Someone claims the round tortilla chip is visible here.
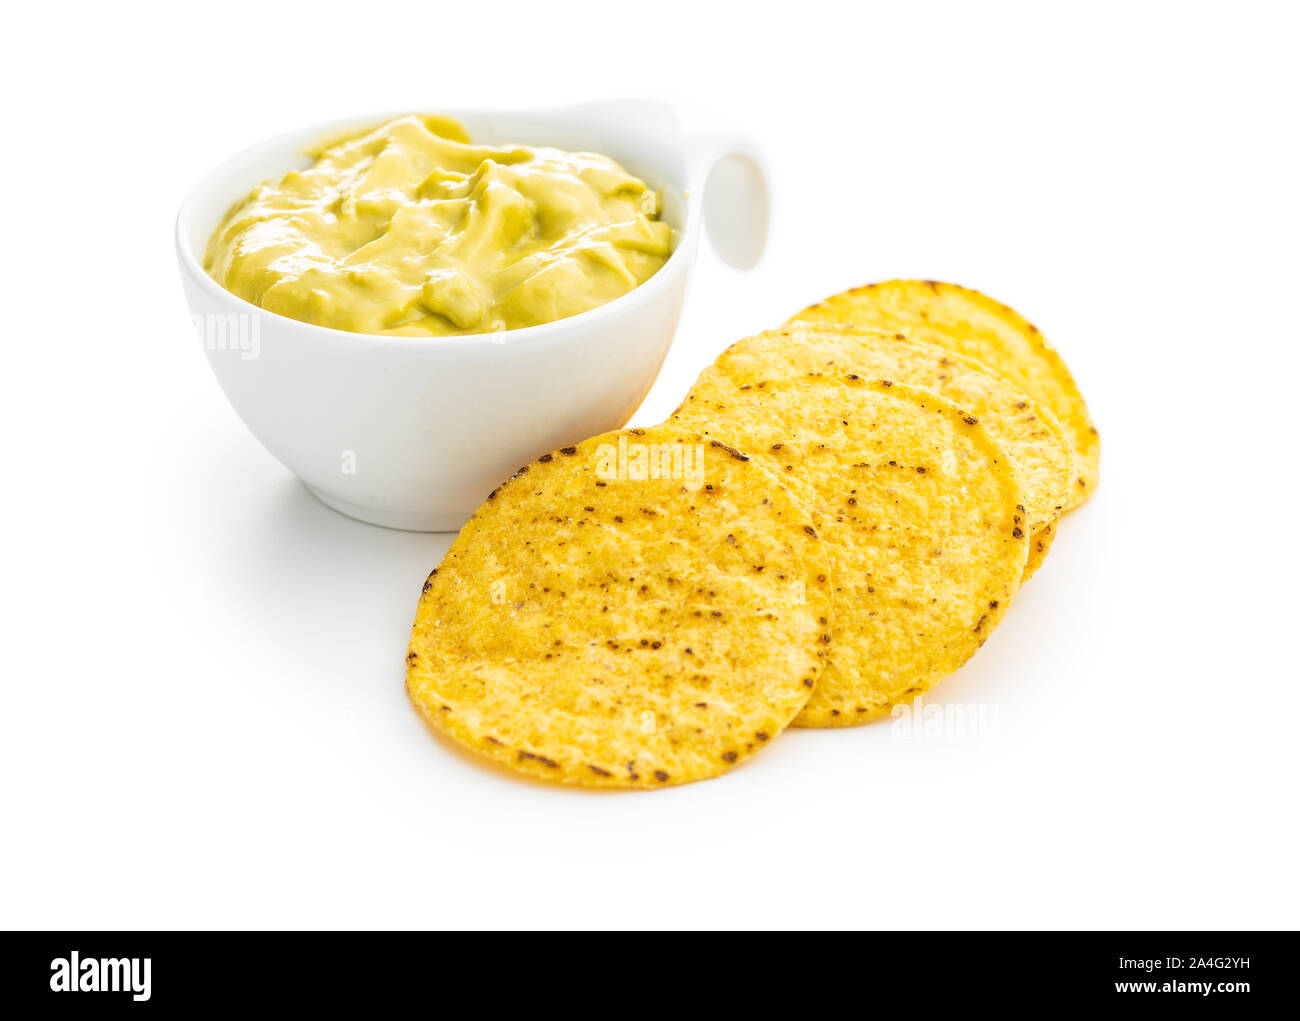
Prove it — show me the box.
[701,323,1073,580]
[407,424,833,787]
[673,376,1029,726]
[790,280,1099,509]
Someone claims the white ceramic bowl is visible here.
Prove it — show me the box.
[176,100,769,531]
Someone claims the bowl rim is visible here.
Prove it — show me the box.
[175,106,702,352]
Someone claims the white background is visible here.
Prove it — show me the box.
[3,0,1297,930]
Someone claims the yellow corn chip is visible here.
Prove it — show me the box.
[407,424,833,786]
[701,323,1074,579]
[674,376,1029,725]
[792,280,1099,509]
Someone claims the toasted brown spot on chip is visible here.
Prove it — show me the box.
[709,439,750,461]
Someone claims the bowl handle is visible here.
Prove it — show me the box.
[687,132,771,270]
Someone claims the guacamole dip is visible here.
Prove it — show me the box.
[204,115,674,336]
